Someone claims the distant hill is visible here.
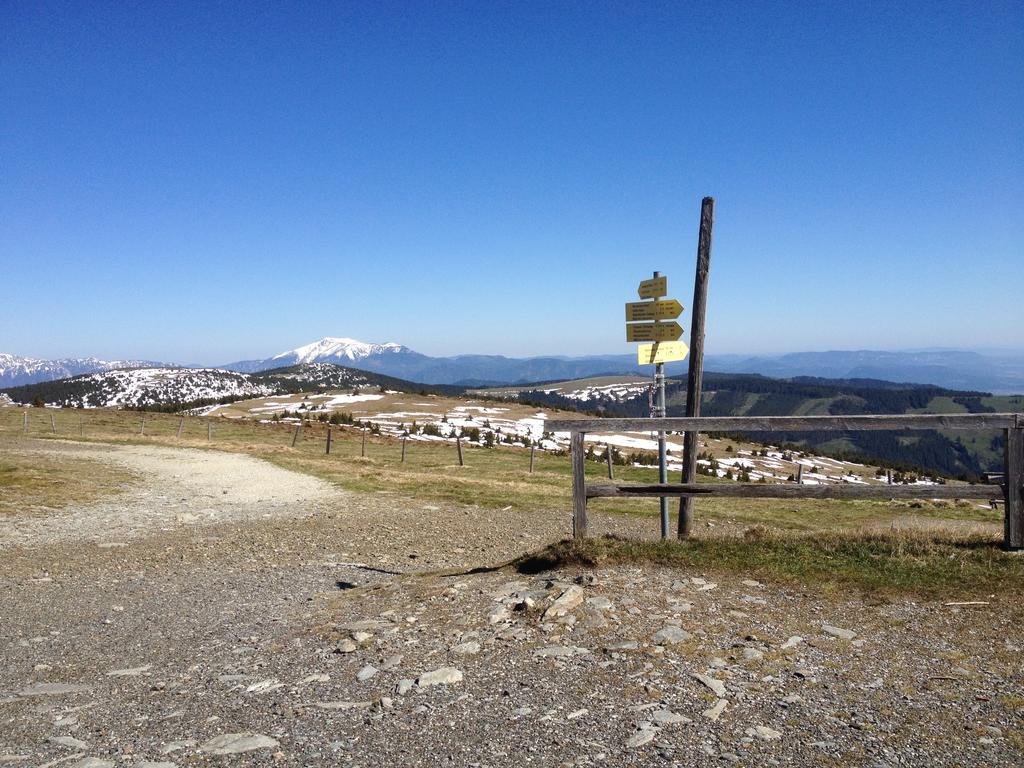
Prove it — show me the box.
[484,373,1024,479]
[7,337,1024,392]
[0,363,461,411]
[0,353,165,388]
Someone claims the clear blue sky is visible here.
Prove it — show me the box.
[2,1,1021,363]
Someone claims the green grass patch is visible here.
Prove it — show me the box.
[516,530,1024,596]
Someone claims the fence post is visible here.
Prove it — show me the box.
[401,436,407,463]
[796,463,803,484]
[326,427,332,455]
[140,417,145,436]
[79,416,84,437]
[361,427,367,457]
[529,445,536,474]
[50,413,56,434]
[292,424,301,447]
[23,411,28,433]
[606,443,614,479]
[207,422,212,441]
[572,430,588,539]
[456,436,464,466]
[176,417,184,439]
[886,469,892,485]
[1005,426,1024,550]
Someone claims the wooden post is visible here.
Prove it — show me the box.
[50,413,56,434]
[292,424,301,447]
[796,463,803,484]
[456,436,464,466]
[678,196,714,538]
[1005,426,1024,550]
[176,417,184,438]
[606,443,614,480]
[401,436,407,463]
[140,417,145,436]
[361,427,367,457]
[326,427,332,455]
[571,430,588,539]
[79,416,84,437]
[207,422,212,441]
[529,444,536,473]
[23,411,28,433]
[886,469,892,485]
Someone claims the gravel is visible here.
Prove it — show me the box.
[1,440,1022,766]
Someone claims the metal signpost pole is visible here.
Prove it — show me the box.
[652,272,669,539]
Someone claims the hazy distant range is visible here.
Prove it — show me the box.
[3,340,1023,394]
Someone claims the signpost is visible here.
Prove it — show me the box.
[625,272,689,539]
[626,321,684,342]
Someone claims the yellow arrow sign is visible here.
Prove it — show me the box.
[626,321,683,342]
[638,341,689,365]
[625,298,683,322]
[637,275,667,299]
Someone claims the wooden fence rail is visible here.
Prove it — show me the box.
[545,413,1024,550]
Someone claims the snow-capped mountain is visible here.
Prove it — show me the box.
[0,353,161,388]
[271,337,409,365]
[225,337,416,373]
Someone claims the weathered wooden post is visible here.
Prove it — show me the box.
[140,416,145,436]
[796,463,803,484]
[456,436,464,466]
[529,444,536,473]
[678,196,714,539]
[326,427,332,455]
[1005,424,1024,550]
[401,436,407,463]
[79,416,84,437]
[23,411,28,433]
[886,469,892,485]
[606,443,614,480]
[361,427,367,457]
[572,430,588,539]
[207,422,212,441]
[176,417,184,439]
[292,424,301,447]
[50,413,56,434]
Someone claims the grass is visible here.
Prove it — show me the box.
[0,444,137,516]
[1,406,1013,595]
[515,530,1024,596]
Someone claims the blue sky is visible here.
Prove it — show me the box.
[2,1,1021,363]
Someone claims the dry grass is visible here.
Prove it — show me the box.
[0,442,137,517]
[515,529,1024,597]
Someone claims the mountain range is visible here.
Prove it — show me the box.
[2,337,1022,393]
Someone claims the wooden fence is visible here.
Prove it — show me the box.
[545,413,1024,550]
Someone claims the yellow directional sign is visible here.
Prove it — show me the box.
[626,321,683,342]
[638,341,689,365]
[637,275,667,299]
[625,299,683,322]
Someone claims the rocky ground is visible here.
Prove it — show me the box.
[1,440,1022,767]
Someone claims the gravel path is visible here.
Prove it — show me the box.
[0,442,342,549]
[1,441,1022,767]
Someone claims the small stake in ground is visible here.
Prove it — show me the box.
[140,417,145,436]
[457,436,464,466]
[401,436,407,463]
[207,422,212,441]
[606,443,614,480]
[50,413,56,434]
[326,427,332,455]
[292,424,301,447]
[176,417,184,439]
[23,411,27,433]
[796,463,803,484]
[529,444,535,474]
[361,427,367,457]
